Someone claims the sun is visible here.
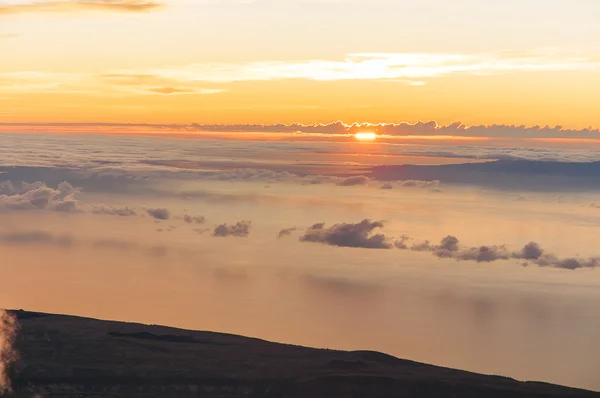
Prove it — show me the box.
[354,132,377,141]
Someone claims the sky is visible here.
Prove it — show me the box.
[1,0,600,127]
[2,0,600,393]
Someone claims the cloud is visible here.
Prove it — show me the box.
[513,242,544,260]
[394,235,410,250]
[0,0,163,15]
[277,226,297,239]
[380,183,393,190]
[407,236,511,263]
[0,180,82,212]
[102,73,225,96]
[183,214,206,224]
[106,51,600,85]
[0,310,17,393]
[0,231,75,247]
[300,219,391,249]
[399,235,600,270]
[213,220,251,237]
[146,207,170,220]
[398,180,440,189]
[18,120,599,142]
[335,175,370,186]
[92,204,137,216]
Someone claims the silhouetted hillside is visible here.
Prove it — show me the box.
[6,310,600,398]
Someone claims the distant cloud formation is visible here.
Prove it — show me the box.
[0,231,75,247]
[277,227,297,239]
[213,221,251,237]
[0,0,163,15]
[380,183,393,190]
[300,220,391,249]
[175,121,600,140]
[146,207,170,220]
[335,175,370,186]
[399,180,440,189]
[16,120,598,142]
[0,180,81,212]
[92,204,137,217]
[400,235,599,270]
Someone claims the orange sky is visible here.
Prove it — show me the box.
[1,0,600,128]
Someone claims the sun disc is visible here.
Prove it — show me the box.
[354,132,377,141]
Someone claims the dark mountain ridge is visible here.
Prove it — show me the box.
[4,310,599,398]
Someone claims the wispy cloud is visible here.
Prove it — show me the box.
[108,52,600,85]
[0,0,163,15]
[0,70,223,95]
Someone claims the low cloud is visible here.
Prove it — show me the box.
[0,1,163,15]
[213,221,252,237]
[183,214,206,224]
[400,235,599,270]
[0,310,17,393]
[398,180,440,189]
[146,207,170,220]
[335,175,370,186]
[380,183,393,190]
[92,204,137,217]
[0,231,75,247]
[0,181,81,212]
[277,227,297,239]
[300,219,391,249]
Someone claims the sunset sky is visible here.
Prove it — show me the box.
[1,0,600,127]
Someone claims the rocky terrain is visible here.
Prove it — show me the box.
[5,310,599,397]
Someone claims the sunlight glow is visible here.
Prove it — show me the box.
[355,132,377,141]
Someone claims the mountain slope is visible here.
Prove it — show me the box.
[7,310,600,398]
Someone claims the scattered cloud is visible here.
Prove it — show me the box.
[398,180,440,189]
[183,214,206,224]
[277,226,297,239]
[380,183,393,190]
[335,175,370,186]
[399,235,600,270]
[92,204,137,216]
[300,219,391,249]
[146,207,170,220]
[0,180,81,212]
[213,220,251,237]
